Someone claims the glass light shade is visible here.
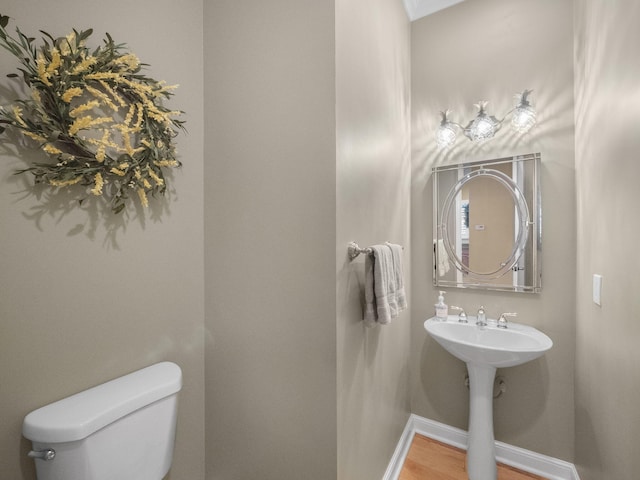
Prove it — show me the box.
[436,122,457,149]
[436,91,535,149]
[467,114,498,142]
[511,103,536,133]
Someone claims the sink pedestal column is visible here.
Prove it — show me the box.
[466,362,497,480]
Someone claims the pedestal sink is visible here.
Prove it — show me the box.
[424,316,552,480]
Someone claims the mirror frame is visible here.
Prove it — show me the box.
[433,152,541,293]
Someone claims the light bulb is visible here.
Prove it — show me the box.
[511,103,536,133]
[466,113,498,142]
[436,122,457,149]
[436,110,457,149]
[511,90,536,133]
[463,101,501,143]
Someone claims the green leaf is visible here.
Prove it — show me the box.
[78,28,93,42]
[20,69,31,86]
[0,126,5,134]
[0,15,9,29]
[6,73,18,78]
[39,30,56,44]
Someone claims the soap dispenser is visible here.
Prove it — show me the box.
[435,291,448,320]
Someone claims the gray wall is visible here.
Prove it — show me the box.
[204,1,412,478]
[204,1,338,479]
[574,1,640,478]
[0,1,205,480]
[9,1,637,479]
[1,2,412,479]
[336,0,412,479]
[410,0,576,461]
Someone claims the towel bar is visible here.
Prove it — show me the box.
[348,242,373,261]
[348,241,403,261]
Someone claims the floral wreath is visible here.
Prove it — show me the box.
[0,14,184,214]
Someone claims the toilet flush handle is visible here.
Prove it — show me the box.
[28,448,56,461]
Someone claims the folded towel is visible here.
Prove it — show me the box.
[363,244,407,326]
[363,252,378,327]
[387,242,407,312]
[437,239,451,277]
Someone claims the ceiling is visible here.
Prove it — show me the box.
[402,0,465,21]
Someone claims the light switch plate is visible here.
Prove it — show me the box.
[593,274,602,306]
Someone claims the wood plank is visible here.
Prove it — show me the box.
[399,434,547,480]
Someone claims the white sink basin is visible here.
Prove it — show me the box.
[424,316,552,368]
[424,315,553,479]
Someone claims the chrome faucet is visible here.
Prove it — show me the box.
[497,312,517,329]
[476,306,487,326]
[450,306,468,323]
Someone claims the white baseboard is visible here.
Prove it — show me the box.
[383,414,580,480]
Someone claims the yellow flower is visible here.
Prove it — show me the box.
[85,86,118,112]
[12,106,27,128]
[153,83,179,97]
[147,168,164,186]
[47,48,61,74]
[154,159,179,168]
[69,117,92,135]
[42,144,63,155]
[99,80,126,108]
[133,103,144,131]
[91,172,104,196]
[142,179,151,189]
[49,176,82,187]
[118,162,130,170]
[115,129,143,157]
[36,54,52,86]
[71,55,97,75]
[95,145,107,162]
[137,188,149,208]
[113,53,140,71]
[109,167,127,177]
[85,72,120,81]
[62,87,83,103]
[68,116,113,136]
[23,131,46,142]
[86,129,117,162]
[69,100,100,118]
[123,103,136,126]
[60,32,75,56]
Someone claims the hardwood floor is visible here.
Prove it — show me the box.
[399,434,547,480]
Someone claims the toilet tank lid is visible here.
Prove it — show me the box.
[23,362,182,443]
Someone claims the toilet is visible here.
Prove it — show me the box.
[23,361,182,480]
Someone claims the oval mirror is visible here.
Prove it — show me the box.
[433,153,541,292]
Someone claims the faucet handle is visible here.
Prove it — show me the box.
[450,306,468,323]
[476,305,487,326]
[497,312,517,328]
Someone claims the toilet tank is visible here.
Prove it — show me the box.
[23,362,182,480]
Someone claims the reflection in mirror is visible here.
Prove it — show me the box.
[433,153,541,293]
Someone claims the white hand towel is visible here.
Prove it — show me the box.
[363,244,406,326]
[388,243,407,312]
[437,239,451,277]
[363,252,378,327]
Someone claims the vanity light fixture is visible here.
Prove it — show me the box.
[436,90,536,149]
